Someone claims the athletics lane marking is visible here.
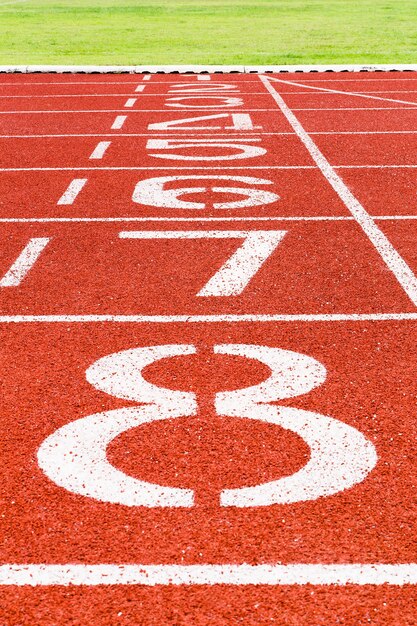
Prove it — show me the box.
[0,238,49,287]
[1,313,417,323]
[89,141,111,160]
[57,178,87,205]
[260,75,417,307]
[1,563,417,586]
[111,115,127,130]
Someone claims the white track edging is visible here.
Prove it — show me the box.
[0,64,417,74]
[2,563,417,586]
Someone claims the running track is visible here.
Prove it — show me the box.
[1,72,417,624]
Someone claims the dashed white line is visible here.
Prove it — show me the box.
[89,141,111,160]
[111,115,127,129]
[135,85,146,92]
[0,238,50,287]
[57,178,87,205]
[124,98,137,108]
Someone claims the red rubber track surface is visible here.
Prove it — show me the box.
[1,71,417,624]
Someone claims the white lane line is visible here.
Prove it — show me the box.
[268,77,417,107]
[0,238,49,287]
[3,165,417,172]
[111,115,127,129]
[0,109,280,113]
[0,81,143,85]
[89,140,111,160]
[124,98,137,108]
[0,133,295,137]
[0,166,316,171]
[57,178,87,205]
[135,85,146,92]
[260,74,417,307]
[0,215,415,224]
[0,216,353,223]
[0,313,416,323]
[2,563,417,586]
[1,131,417,138]
[118,230,260,239]
[292,107,417,111]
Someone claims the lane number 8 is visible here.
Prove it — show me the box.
[37,344,377,508]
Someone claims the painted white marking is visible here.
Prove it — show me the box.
[268,75,417,108]
[1,215,416,224]
[142,75,151,81]
[0,109,279,113]
[132,175,278,210]
[111,115,127,130]
[124,98,137,108]
[135,85,146,92]
[0,238,49,287]
[217,344,376,506]
[1,313,417,323]
[37,345,197,508]
[119,230,285,296]
[168,83,240,93]
[148,112,260,131]
[292,107,417,111]
[146,138,266,161]
[260,75,417,307]
[2,563,417,586]
[89,141,111,160]
[3,131,417,137]
[38,343,375,508]
[57,178,87,205]
[0,166,315,172]
[166,96,244,108]
[197,75,211,80]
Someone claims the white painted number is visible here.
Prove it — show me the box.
[37,344,377,507]
[132,175,278,209]
[146,138,266,161]
[119,230,286,296]
[166,96,243,108]
[148,113,260,131]
[168,83,240,93]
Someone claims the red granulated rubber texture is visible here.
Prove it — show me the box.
[1,71,417,624]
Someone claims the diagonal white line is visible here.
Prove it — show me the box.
[267,75,417,108]
[0,238,49,287]
[260,74,417,307]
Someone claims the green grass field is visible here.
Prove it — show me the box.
[0,0,416,66]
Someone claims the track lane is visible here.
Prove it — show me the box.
[1,71,417,624]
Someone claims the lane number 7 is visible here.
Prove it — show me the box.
[119,230,287,297]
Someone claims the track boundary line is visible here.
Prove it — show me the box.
[260,74,417,307]
[2,563,417,586]
[1,64,417,74]
[1,216,417,223]
[0,314,416,323]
